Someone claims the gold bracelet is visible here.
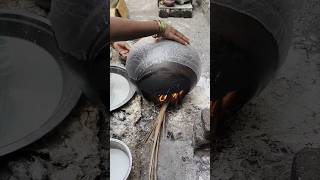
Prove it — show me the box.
[158,20,167,35]
[153,20,167,37]
[153,20,161,37]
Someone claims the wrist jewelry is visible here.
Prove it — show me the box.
[153,20,167,37]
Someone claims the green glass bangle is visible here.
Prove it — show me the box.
[153,20,167,37]
[159,20,167,34]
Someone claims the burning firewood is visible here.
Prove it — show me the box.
[210,90,239,136]
[222,91,238,109]
[143,90,184,180]
[145,101,169,180]
[211,99,222,134]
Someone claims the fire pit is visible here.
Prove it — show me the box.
[125,37,202,179]
[126,37,201,105]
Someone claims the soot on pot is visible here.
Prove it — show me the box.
[212,33,258,118]
[126,37,201,105]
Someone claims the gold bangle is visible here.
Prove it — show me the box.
[153,20,167,37]
[153,20,161,37]
[158,20,167,35]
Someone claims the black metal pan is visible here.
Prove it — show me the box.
[0,11,81,156]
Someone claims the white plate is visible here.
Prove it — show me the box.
[110,138,132,180]
[110,65,136,111]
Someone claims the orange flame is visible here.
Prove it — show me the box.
[179,90,183,96]
[159,95,167,102]
[171,93,178,100]
[158,90,185,104]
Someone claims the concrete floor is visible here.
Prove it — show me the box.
[110,0,210,180]
[211,0,320,179]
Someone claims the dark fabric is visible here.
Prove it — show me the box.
[48,0,109,108]
[49,0,108,61]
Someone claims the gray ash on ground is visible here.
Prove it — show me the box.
[0,98,106,180]
[291,147,320,180]
[293,0,320,55]
[110,89,210,180]
[211,110,295,179]
[0,0,47,17]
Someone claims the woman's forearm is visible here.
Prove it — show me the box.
[110,17,159,41]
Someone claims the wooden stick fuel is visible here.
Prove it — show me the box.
[147,101,169,180]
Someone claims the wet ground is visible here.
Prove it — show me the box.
[211,0,320,179]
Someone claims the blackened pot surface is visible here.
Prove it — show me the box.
[0,11,81,156]
[136,62,198,103]
[126,37,201,103]
[212,0,294,100]
[210,0,296,124]
[213,0,294,68]
[212,35,258,101]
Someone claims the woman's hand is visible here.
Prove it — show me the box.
[113,41,130,60]
[154,20,190,45]
[161,24,190,45]
[110,17,190,45]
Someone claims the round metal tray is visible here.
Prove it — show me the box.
[110,65,136,111]
[0,11,81,156]
[110,138,132,180]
